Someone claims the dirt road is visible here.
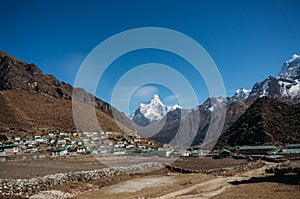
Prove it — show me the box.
[76,163,273,199]
[156,165,270,199]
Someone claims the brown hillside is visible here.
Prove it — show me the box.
[0,50,136,134]
[0,89,131,133]
[215,97,300,148]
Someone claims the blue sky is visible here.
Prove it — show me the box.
[1,0,300,114]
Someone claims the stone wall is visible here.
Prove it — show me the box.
[165,160,263,175]
[0,162,164,196]
[199,160,263,174]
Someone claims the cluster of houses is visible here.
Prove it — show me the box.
[0,143,19,156]
[78,131,160,156]
[0,131,89,157]
[218,144,300,160]
[0,131,167,158]
[180,146,210,157]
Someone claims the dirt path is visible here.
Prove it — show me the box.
[75,173,213,199]
[107,176,175,194]
[75,162,276,199]
[156,165,272,199]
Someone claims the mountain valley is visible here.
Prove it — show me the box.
[130,54,300,147]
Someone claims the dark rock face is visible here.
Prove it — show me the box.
[250,76,280,98]
[131,108,151,126]
[152,108,182,144]
[248,76,290,103]
[0,51,72,100]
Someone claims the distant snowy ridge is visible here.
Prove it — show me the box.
[131,54,300,124]
[277,54,300,98]
[199,54,300,112]
[229,88,251,103]
[201,88,251,113]
[131,54,300,146]
[280,54,300,79]
[249,54,300,99]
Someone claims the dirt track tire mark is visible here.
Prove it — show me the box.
[156,165,273,199]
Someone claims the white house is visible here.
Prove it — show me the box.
[48,133,55,137]
[76,146,86,153]
[58,139,67,144]
[138,145,146,149]
[113,149,126,155]
[52,147,67,157]
[181,151,190,157]
[60,132,66,136]
[93,132,99,136]
[125,144,135,149]
[157,150,172,157]
[0,143,19,154]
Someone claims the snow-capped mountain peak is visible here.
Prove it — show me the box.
[279,54,300,80]
[234,88,251,97]
[203,97,228,112]
[131,95,181,123]
[167,104,182,112]
[226,88,251,104]
[144,94,164,107]
[276,54,300,98]
[248,54,300,100]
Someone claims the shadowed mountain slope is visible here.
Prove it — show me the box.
[215,97,300,148]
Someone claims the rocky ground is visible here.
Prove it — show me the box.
[76,161,299,199]
[0,156,299,199]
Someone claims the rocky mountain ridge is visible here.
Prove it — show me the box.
[0,50,135,134]
[135,54,300,147]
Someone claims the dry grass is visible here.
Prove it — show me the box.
[0,156,106,179]
[171,156,247,171]
[212,176,300,199]
[0,89,128,133]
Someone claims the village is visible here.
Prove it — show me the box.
[1,130,300,162]
[217,144,300,161]
[0,130,196,159]
[0,131,163,158]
